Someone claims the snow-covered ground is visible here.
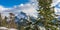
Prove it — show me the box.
[0,27,17,30]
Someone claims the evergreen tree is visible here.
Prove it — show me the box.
[37,0,58,30]
[1,16,7,27]
[7,13,17,28]
[0,13,2,26]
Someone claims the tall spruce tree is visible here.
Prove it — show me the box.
[0,13,2,26]
[37,0,58,30]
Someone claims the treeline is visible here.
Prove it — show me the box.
[0,13,17,28]
[0,13,37,30]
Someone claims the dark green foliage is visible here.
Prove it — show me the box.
[1,16,7,27]
[0,13,2,26]
[37,0,58,30]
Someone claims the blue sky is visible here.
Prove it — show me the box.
[0,0,29,7]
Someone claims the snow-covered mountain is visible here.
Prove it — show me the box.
[14,11,37,25]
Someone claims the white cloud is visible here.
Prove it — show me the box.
[0,5,10,12]
[20,4,24,6]
[21,4,38,17]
